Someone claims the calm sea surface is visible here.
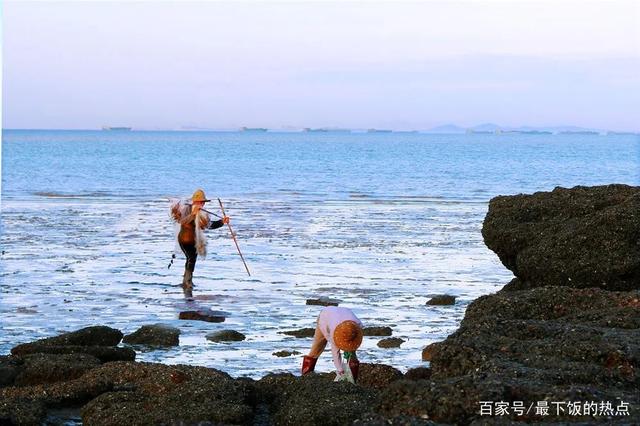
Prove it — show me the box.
[1,130,638,377]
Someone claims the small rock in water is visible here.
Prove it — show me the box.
[377,337,405,348]
[179,311,225,323]
[426,295,457,306]
[206,330,246,342]
[123,324,180,347]
[306,297,340,306]
[279,328,315,338]
[272,350,301,357]
[363,326,392,336]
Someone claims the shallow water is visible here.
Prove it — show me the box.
[1,130,638,378]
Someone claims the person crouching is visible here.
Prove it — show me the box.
[301,306,363,383]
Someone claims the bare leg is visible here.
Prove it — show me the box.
[308,322,327,358]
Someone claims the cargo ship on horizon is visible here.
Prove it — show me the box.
[102,126,132,131]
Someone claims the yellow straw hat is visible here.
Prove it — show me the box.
[333,320,363,352]
[191,189,211,202]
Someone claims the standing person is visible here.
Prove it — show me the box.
[170,189,229,297]
[301,306,363,383]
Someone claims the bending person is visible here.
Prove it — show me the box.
[301,306,363,383]
[170,189,229,297]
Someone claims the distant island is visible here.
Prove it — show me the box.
[95,124,637,135]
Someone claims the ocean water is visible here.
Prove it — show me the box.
[1,129,638,378]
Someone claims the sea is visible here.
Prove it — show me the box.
[1,129,638,378]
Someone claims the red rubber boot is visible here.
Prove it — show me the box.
[301,355,318,375]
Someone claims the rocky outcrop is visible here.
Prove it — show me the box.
[279,328,315,338]
[426,295,456,305]
[397,185,640,423]
[80,363,254,425]
[178,310,226,322]
[206,330,247,342]
[363,326,393,336]
[482,184,640,291]
[306,297,340,306]
[14,353,101,386]
[377,338,405,348]
[122,324,180,347]
[1,327,416,425]
[260,374,377,426]
[11,326,134,362]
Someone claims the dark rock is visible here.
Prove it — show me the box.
[269,374,377,426]
[306,297,340,306]
[378,337,405,348]
[14,353,101,386]
[80,363,253,425]
[178,310,225,323]
[273,350,301,357]
[12,326,123,349]
[407,286,640,423]
[403,367,432,381]
[421,342,441,362]
[0,355,23,387]
[353,413,436,425]
[254,372,298,404]
[482,184,640,291]
[206,330,246,342]
[426,294,456,305]
[10,344,135,363]
[0,372,112,409]
[358,363,403,389]
[363,326,393,336]
[0,398,46,426]
[123,324,180,347]
[279,328,315,338]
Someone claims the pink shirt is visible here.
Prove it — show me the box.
[317,307,362,373]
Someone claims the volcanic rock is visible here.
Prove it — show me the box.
[123,324,180,347]
[273,350,301,357]
[482,184,640,291]
[378,337,405,348]
[403,367,432,381]
[14,353,101,386]
[279,328,315,338]
[357,363,403,389]
[426,295,456,305]
[306,297,340,306]
[363,326,393,336]
[206,330,246,342]
[178,310,226,322]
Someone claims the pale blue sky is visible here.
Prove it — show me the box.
[3,1,639,131]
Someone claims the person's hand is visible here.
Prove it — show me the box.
[222,216,230,225]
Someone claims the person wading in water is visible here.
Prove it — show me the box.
[170,189,229,297]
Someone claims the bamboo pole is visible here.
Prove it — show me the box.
[218,198,251,276]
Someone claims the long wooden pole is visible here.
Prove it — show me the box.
[218,198,251,277]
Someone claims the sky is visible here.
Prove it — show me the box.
[3,0,639,131]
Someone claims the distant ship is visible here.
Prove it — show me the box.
[367,129,392,133]
[560,130,599,135]
[102,126,132,131]
[240,127,268,132]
